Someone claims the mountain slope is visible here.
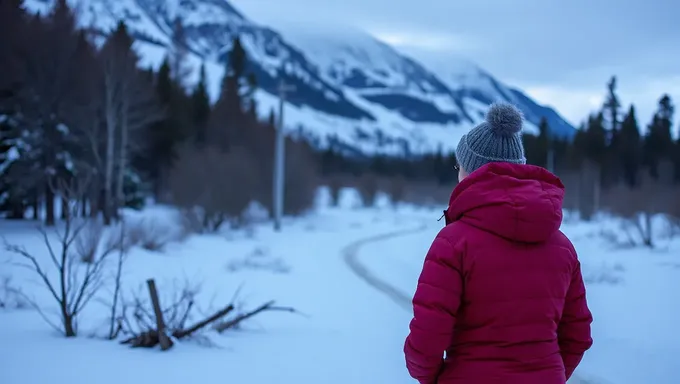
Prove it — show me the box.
[25,0,575,156]
[407,52,576,139]
[277,24,473,126]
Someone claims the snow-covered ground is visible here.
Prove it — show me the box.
[362,213,680,384]
[1,192,679,384]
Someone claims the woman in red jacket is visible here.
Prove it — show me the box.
[404,103,593,384]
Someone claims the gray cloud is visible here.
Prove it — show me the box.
[231,0,680,125]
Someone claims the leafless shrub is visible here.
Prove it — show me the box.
[3,178,125,337]
[326,175,347,207]
[105,220,128,340]
[0,276,28,310]
[75,219,105,263]
[169,144,259,233]
[667,191,680,238]
[602,173,677,248]
[225,247,291,274]
[386,176,407,205]
[284,139,319,215]
[120,279,201,340]
[575,161,601,221]
[125,218,173,252]
[356,173,380,207]
[401,181,453,207]
[582,263,625,285]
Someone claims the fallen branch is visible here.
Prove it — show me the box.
[120,303,235,348]
[174,304,234,339]
[214,300,301,333]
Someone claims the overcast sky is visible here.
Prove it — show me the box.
[230,0,680,128]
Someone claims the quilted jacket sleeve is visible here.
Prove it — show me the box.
[558,258,593,380]
[404,230,463,384]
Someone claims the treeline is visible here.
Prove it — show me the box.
[1,1,679,233]
[523,77,679,220]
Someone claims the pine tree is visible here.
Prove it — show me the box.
[208,36,253,151]
[191,63,211,144]
[13,0,82,225]
[619,105,641,187]
[143,57,190,196]
[168,16,192,88]
[568,123,588,168]
[644,94,675,180]
[584,112,607,166]
[603,76,621,131]
[602,76,622,186]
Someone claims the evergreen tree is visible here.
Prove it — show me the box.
[618,105,642,187]
[168,16,192,88]
[568,123,588,168]
[603,76,621,131]
[602,76,622,186]
[143,57,190,196]
[191,63,211,144]
[644,94,675,179]
[208,36,254,151]
[583,112,607,165]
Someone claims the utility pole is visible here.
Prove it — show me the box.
[547,146,555,173]
[546,126,555,174]
[273,77,295,232]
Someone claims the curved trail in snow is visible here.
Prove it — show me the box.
[342,221,429,312]
[342,222,599,384]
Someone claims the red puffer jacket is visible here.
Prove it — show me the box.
[404,162,593,384]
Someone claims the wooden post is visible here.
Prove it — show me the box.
[146,279,172,351]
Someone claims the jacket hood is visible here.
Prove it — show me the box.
[445,162,564,243]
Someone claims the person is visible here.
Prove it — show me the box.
[403,103,593,384]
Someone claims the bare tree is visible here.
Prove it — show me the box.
[387,176,407,206]
[575,160,601,221]
[98,22,163,224]
[169,144,259,232]
[284,139,319,215]
[602,170,677,248]
[356,173,380,207]
[3,177,124,336]
[326,175,348,207]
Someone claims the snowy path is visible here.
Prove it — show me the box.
[343,222,595,384]
[342,221,428,312]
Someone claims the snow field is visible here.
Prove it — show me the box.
[1,191,679,383]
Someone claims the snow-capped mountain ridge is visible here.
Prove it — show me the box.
[25,0,575,155]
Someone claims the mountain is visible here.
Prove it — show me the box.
[407,52,576,139]
[24,0,575,156]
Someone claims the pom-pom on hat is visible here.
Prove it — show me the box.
[455,102,527,174]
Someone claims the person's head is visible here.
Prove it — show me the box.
[455,102,526,182]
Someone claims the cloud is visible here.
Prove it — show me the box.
[369,30,483,53]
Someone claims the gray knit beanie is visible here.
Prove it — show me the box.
[455,102,527,174]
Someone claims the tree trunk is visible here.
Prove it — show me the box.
[80,197,87,217]
[32,192,39,220]
[61,196,69,220]
[104,73,117,226]
[63,312,76,337]
[115,98,129,215]
[45,182,55,226]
